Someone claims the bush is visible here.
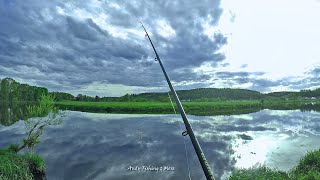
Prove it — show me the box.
[0,148,33,180]
[229,149,320,180]
[290,149,320,179]
[229,164,289,180]
[0,147,46,180]
[23,153,45,172]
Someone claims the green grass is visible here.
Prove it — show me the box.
[0,148,33,180]
[0,147,45,180]
[229,148,320,180]
[55,99,320,115]
[229,165,289,180]
[23,153,45,172]
[55,100,264,115]
[1,144,319,180]
[290,149,320,179]
[56,100,261,107]
[56,100,262,110]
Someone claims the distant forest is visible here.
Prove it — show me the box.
[0,77,319,102]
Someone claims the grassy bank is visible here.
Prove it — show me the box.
[56,100,261,115]
[55,99,320,115]
[1,146,318,179]
[229,148,320,179]
[0,147,45,180]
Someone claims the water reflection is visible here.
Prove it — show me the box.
[0,110,319,180]
[0,102,30,126]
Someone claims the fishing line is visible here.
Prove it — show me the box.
[168,92,192,180]
[141,22,215,179]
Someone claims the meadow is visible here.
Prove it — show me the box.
[55,99,320,115]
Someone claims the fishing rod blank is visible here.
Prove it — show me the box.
[140,22,215,180]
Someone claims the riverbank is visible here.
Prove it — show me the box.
[229,148,320,179]
[55,99,320,115]
[0,147,46,180]
[1,146,318,179]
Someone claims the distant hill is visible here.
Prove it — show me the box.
[1,77,319,102]
[129,88,265,102]
[266,91,298,98]
[177,88,265,100]
[97,88,320,102]
[266,89,320,99]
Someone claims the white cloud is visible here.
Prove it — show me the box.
[69,81,167,97]
[157,19,176,38]
[55,3,144,40]
[218,0,320,80]
[1,0,319,96]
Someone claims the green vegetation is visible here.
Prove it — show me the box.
[1,77,319,179]
[0,148,33,180]
[229,148,320,180]
[56,100,261,115]
[0,77,75,103]
[229,165,289,180]
[0,147,46,180]
[0,102,31,126]
[0,94,64,180]
[290,149,320,179]
[56,99,320,115]
[1,77,319,103]
[16,94,64,153]
[50,91,74,101]
[23,153,46,172]
[77,87,320,102]
[1,77,320,121]
[71,87,320,102]
[0,78,48,103]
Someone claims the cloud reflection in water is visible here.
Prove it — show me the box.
[0,109,319,180]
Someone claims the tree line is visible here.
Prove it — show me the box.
[1,77,319,102]
[0,78,73,102]
[0,78,48,102]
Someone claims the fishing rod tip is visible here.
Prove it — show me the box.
[140,22,146,27]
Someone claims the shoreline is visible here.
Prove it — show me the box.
[55,100,320,116]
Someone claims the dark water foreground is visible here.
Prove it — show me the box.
[0,110,319,180]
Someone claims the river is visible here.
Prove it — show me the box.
[0,110,319,180]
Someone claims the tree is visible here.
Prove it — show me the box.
[15,94,65,153]
[121,94,131,102]
[0,78,9,102]
[76,94,83,101]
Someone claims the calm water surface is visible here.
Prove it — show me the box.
[0,110,319,180]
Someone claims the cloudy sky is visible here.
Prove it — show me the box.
[0,0,319,97]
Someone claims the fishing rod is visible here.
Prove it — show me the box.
[140,22,215,180]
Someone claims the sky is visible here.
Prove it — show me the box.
[0,0,319,97]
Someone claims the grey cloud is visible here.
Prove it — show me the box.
[221,63,230,67]
[214,71,267,89]
[310,66,320,77]
[1,0,317,96]
[216,125,276,132]
[208,69,318,92]
[0,0,228,95]
[240,64,248,68]
[216,71,250,79]
[277,67,320,90]
[251,79,279,91]
[66,17,101,41]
